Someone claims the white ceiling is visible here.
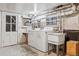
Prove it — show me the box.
[0,3,65,14]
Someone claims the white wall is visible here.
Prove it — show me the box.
[17,15,23,43]
[63,14,79,30]
[0,12,1,47]
[0,3,34,14]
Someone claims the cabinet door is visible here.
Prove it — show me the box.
[63,15,79,30]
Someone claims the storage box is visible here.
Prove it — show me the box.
[66,40,79,56]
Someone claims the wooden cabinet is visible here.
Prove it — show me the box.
[67,40,79,56]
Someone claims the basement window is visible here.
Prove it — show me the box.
[6,15,16,32]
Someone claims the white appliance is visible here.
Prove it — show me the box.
[28,30,53,52]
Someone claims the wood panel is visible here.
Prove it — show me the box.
[67,40,79,56]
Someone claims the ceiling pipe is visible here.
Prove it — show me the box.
[34,3,73,17]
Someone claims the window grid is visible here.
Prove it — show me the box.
[6,15,16,32]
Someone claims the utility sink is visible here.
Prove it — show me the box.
[48,33,65,35]
[48,33,66,44]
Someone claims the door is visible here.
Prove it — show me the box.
[2,12,18,46]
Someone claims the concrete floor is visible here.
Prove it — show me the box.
[0,44,58,56]
[0,44,38,56]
